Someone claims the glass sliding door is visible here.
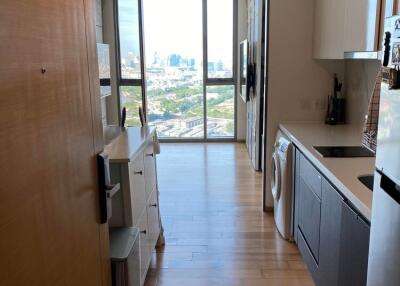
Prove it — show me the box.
[143,0,204,138]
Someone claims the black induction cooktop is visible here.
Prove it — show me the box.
[313,146,375,158]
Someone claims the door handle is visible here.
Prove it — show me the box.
[134,170,143,175]
[146,153,154,157]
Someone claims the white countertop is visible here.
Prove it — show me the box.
[104,126,156,163]
[280,122,375,221]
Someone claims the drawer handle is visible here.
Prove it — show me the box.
[134,170,143,175]
[146,153,154,157]
[150,203,157,208]
[140,229,147,234]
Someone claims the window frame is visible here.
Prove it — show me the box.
[114,0,147,125]
[202,0,238,140]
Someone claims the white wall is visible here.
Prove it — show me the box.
[264,0,344,208]
[236,0,248,140]
[344,59,380,131]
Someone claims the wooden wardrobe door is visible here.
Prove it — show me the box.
[0,0,110,285]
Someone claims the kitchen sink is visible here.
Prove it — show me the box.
[358,175,374,191]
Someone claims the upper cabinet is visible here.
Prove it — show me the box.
[313,0,346,59]
[343,0,381,53]
[313,0,384,59]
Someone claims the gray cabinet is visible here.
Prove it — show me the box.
[319,179,344,286]
[338,202,370,286]
[296,152,322,282]
[298,177,321,261]
[294,149,370,286]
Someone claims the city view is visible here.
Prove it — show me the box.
[118,0,234,138]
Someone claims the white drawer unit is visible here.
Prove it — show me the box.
[105,127,162,286]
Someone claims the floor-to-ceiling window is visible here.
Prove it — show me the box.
[144,0,204,138]
[116,0,237,139]
[116,0,144,126]
[204,0,235,139]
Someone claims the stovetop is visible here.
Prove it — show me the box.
[313,146,375,158]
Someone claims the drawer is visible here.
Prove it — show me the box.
[146,189,160,251]
[297,227,319,284]
[298,177,321,262]
[128,153,146,226]
[144,140,157,200]
[299,153,322,198]
[137,210,151,284]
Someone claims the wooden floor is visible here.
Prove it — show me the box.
[145,143,313,286]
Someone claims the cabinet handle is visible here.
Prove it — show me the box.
[150,203,157,208]
[140,229,147,234]
[146,153,154,157]
[134,170,143,175]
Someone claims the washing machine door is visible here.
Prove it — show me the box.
[271,152,281,201]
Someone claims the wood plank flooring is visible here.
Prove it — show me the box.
[145,143,313,286]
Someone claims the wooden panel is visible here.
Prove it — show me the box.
[83,0,111,284]
[0,0,109,285]
[319,179,344,286]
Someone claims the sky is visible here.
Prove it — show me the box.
[118,0,233,65]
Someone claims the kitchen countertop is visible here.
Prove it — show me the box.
[280,122,375,221]
[104,126,156,163]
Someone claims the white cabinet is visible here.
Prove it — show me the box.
[343,0,381,52]
[128,155,146,226]
[106,128,161,286]
[313,0,346,59]
[313,0,383,59]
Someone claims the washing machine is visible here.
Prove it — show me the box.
[271,130,294,240]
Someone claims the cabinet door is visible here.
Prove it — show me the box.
[344,0,381,52]
[128,153,146,226]
[147,189,161,251]
[319,179,344,286]
[339,202,370,286]
[144,140,157,200]
[293,149,301,243]
[138,210,151,285]
[298,177,321,262]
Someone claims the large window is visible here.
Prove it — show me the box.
[116,0,237,139]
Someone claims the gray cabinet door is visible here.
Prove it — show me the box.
[339,201,370,286]
[319,179,344,286]
[298,177,321,262]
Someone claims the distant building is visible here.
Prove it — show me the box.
[168,54,181,67]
